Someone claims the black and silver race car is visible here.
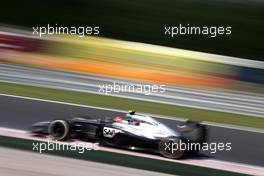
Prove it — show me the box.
[31,110,207,159]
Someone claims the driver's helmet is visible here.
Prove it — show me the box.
[113,115,139,125]
[126,110,136,119]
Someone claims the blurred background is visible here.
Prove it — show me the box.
[1,0,264,60]
[0,0,264,124]
[0,1,264,176]
[1,0,264,91]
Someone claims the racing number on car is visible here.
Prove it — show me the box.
[103,127,121,138]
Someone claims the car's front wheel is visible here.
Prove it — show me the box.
[48,120,69,141]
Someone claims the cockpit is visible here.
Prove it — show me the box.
[113,110,159,127]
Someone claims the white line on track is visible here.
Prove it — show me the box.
[0,93,263,134]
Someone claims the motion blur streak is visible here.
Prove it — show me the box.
[1,29,264,91]
[0,128,263,176]
[0,147,174,176]
[0,64,263,117]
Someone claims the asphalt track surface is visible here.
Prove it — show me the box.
[0,95,263,167]
[1,64,264,117]
[0,147,174,176]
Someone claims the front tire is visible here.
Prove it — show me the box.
[48,120,70,141]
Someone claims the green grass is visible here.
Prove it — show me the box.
[0,81,263,129]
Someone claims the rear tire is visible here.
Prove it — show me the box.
[48,120,69,141]
[159,137,186,159]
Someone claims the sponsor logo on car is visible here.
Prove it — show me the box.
[103,127,122,138]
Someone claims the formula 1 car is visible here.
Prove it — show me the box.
[31,110,207,159]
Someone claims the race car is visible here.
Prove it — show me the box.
[31,110,207,159]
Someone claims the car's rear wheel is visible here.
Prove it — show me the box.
[159,137,186,159]
[48,120,69,141]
